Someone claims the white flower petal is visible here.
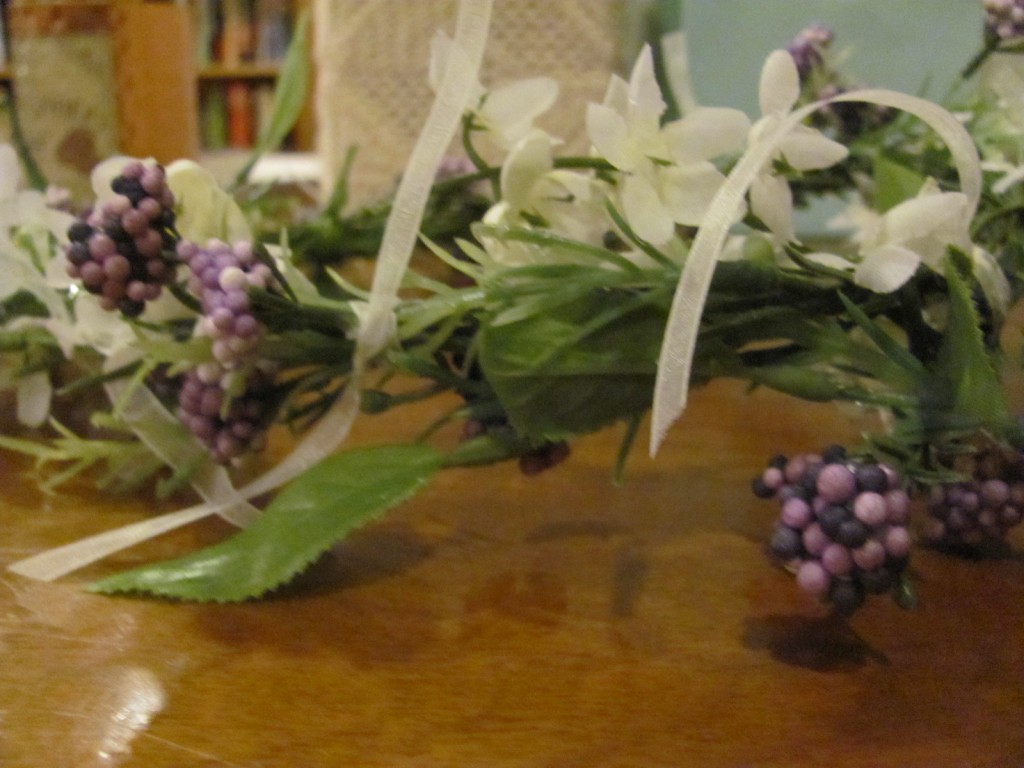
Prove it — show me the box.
[482,77,559,142]
[586,103,637,170]
[759,49,800,116]
[854,245,920,293]
[500,131,553,211]
[749,173,795,241]
[663,107,751,163]
[601,73,630,115]
[776,127,849,170]
[804,251,853,271]
[660,30,699,116]
[16,371,51,428]
[628,45,666,122]
[660,163,725,226]
[167,160,252,242]
[622,174,674,245]
[883,191,968,245]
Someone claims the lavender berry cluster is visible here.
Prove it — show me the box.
[984,0,1024,41]
[65,162,177,317]
[754,446,912,614]
[174,239,279,465]
[785,21,834,81]
[924,446,1024,549]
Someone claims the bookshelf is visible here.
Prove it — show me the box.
[190,0,314,155]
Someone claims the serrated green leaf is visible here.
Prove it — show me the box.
[931,259,1011,434]
[90,443,443,602]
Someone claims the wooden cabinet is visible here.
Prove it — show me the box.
[0,0,312,190]
[110,0,201,162]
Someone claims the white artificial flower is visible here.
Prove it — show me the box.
[479,129,610,266]
[852,180,972,292]
[428,32,559,151]
[807,180,1008,308]
[0,144,76,425]
[586,45,749,245]
[748,50,849,241]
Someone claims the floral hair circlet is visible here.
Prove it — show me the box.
[2,0,1024,618]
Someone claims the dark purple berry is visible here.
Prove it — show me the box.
[117,298,145,317]
[770,525,803,560]
[859,567,894,595]
[855,463,889,493]
[67,242,91,266]
[820,444,847,464]
[68,221,93,243]
[829,579,865,615]
[752,476,775,499]
[836,517,868,548]
[818,504,849,539]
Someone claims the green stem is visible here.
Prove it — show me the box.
[5,85,47,191]
[961,36,1001,81]
[460,114,499,199]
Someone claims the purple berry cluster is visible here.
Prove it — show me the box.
[460,419,571,476]
[984,0,1024,41]
[786,22,834,80]
[754,446,912,614]
[65,161,177,317]
[176,364,275,465]
[518,441,570,476]
[174,239,280,464]
[177,239,275,367]
[924,447,1024,548]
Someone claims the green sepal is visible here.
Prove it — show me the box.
[90,443,443,602]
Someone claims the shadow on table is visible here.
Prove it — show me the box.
[742,613,890,671]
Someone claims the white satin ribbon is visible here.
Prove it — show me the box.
[9,0,493,582]
[650,86,982,456]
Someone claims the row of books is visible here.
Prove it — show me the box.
[200,80,287,151]
[193,0,294,67]
[193,0,298,150]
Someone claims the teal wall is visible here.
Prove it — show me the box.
[666,0,981,114]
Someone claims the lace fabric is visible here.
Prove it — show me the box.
[313,0,633,204]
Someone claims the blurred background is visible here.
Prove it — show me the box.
[0,0,980,201]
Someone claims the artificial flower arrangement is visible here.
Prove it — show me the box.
[3,0,1024,616]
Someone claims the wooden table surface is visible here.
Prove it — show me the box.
[2,379,1022,768]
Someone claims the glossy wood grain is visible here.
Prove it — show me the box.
[2,379,1023,767]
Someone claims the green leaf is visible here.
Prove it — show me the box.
[90,443,443,602]
[479,290,666,441]
[837,292,928,381]
[930,258,1012,435]
[234,10,311,186]
[873,154,926,213]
